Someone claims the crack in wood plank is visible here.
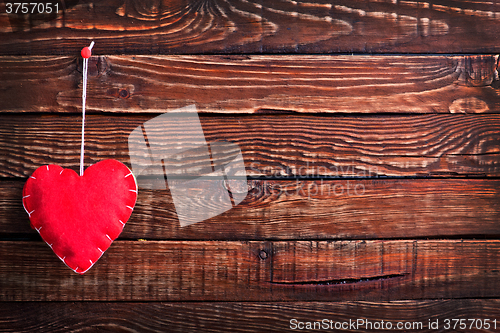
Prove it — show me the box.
[269,273,409,286]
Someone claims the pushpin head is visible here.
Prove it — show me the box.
[81,47,92,59]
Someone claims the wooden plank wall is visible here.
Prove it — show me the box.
[1,0,500,331]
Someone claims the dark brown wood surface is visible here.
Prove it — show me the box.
[1,240,500,301]
[1,0,500,55]
[2,300,500,332]
[1,114,499,178]
[1,0,500,332]
[1,55,499,114]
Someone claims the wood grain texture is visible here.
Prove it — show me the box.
[1,240,500,301]
[1,0,500,54]
[1,114,499,178]
[1,0,499,324]
[2,300,500,332]
[2,178,500,240]
[1,55,500,114]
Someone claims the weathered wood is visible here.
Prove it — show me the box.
[1,114,499,178]
[1,55,500,114]
[2,178,500,240]
[1,240,500,301]
[1,0,500,54]
[2,299,500,332]
[1,0,498,324]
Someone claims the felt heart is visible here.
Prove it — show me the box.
[22,160,138,274]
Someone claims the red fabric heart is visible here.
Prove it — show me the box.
[22,160,138,274]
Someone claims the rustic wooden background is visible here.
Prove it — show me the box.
[1,0,500,332]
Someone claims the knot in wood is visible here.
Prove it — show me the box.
[259,250,268,260]
[119,89,130,99]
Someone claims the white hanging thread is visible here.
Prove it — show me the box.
[81,41,94,176]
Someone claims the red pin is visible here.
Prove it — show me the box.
[81,41,94,58]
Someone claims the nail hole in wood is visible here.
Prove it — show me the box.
[259,250,268,260]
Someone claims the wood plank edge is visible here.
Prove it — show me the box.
[1,299,500,333]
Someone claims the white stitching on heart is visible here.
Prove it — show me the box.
[22,194,31,218]
[106,234,112,241]
[97,247,104,253]
[22,202,32,216]
[126,205,133,210]
[23,195,30,199]
[30,176,36,180]
[129,189,137,193]
[89,259,93,265]
[119,220,125,226]
[22,193,29,218]
[35,226,42,232]
[46,165,49,171]
[27,210,35,217]
[60,169,64,175]
[125,172,133,178]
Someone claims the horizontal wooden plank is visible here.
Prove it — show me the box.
[1,114,499,178]
[1,0,500,54]
[2,178,499,240]
[1,240,500,301]
[1,55,500,114]
[2,299,500,332]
